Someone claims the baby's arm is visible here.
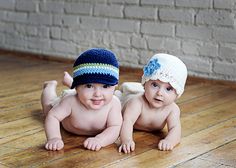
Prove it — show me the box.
[158,106,181,151]
[118,98,142,153]
[44,97,72,151]
[83,97,122,151]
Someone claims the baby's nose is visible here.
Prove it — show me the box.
[156,88,164,96]
[94,88,102,96]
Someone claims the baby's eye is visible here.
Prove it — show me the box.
[85,84,93,88]
[103,84,111,88]
[166,86,174,91]
[151,82,158,87]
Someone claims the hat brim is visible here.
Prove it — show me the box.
[71,74,118,89]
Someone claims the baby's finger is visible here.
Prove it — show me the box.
[158,141,162,150]
[56,141,64,150]
[131,143,135,151]
[52,142,59,151]
[86,142,93,150]
[95,144,101,151]
[126,145,131,153]
[123,144,128,153]
[47,143,52,150]
[91,143,97,151]
[45,143,49,150]
[166,144,173,151]
[158,141,165,151]
[118,145,122,153]
[126,144,133,153]
[83,139,89,148]
[163,143,168,151]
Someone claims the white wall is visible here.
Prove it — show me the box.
[0,0,236,81]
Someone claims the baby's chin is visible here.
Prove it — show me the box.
[89,105,104,110]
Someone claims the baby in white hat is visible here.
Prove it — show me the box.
[118,53,187,153]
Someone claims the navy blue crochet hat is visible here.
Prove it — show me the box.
[71,48,119,89]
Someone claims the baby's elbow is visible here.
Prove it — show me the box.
[116,124,122,131]
[47,112,62,123]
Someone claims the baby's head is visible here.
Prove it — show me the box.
[141,53,187,98]
[71,48,119,89]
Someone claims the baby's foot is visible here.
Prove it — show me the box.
[43,80,58,89]
[62,71,73,88]
[41,80,58,115]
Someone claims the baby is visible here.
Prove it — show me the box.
[41,48,122,151]
[117,53,188,153]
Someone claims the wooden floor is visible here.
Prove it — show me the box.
[0,50,236,168]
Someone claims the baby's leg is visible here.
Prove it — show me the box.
[41,80,58,115]
[62,71,73,88]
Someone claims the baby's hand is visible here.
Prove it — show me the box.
[45,138,64,151]
[83,137,102,151]
[158,139,174,151]
[118,140,135,153]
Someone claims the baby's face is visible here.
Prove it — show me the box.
[75,83,116,110]
[144,80,177,108]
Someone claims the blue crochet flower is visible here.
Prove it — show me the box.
[143,58,161,76]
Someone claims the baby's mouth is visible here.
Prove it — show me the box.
[154,98,163,102]
[91,99,104,105]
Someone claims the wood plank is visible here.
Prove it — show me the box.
[181,98,236,137]
[0,163,9,168]
[177,83,225,103]
[174,157,223,168]
[176,140,236,167]
[179,88,236,116]
[0,117,43,145]
[199,140,236,167]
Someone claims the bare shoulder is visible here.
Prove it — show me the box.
[112,95,121,105]
[128,94,143,106]
[123,94,143,114]
[169,102,180,116]
[59,93,78,105]
[48,93,77,118]
[107,95,121,113]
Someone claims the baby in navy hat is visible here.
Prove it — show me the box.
[41,48,122,151]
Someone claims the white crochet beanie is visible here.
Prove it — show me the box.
[141,53,187,98]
